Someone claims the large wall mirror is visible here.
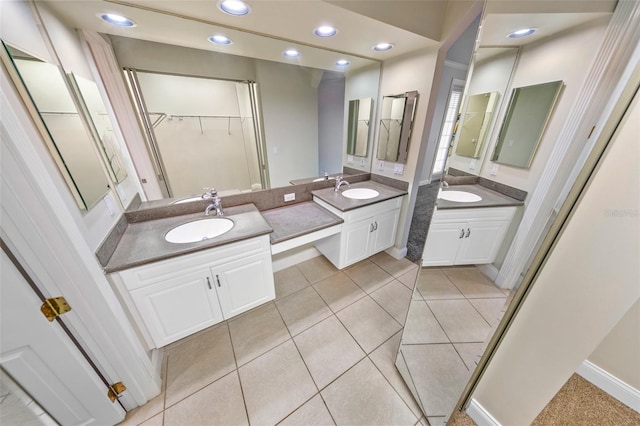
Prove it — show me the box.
[68,73,128,184]
[491,80,564,168]
[455,91,499,158]
[1,41,110,210]
[377,91,418,163]
[346,97,373,157]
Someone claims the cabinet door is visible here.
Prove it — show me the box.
[341,219,374,267]
[214,252,275,318]
[129,270,224,348]
[456,220,509,264]
[421,221,467,267]
[371,209,400,254]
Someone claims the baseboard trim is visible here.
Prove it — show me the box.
[577,360,640,412]
[386,246,407,260]
[466,399,501,426]
[477,263,500,283]
[271,245,321,272]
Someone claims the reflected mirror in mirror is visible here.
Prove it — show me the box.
[455,91,499,158]
[346,97,373,157]
[377,91,418,163]
[68,73,127,184]
[491,80,563,168]
[1,41,110,210]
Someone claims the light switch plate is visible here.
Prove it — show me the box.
[490,163,499,176]
[284,193,295,202]
[273,146,279,155]
[360,157,366,166]
[347,155,354,164]
[393,164,404,175]
[469,159,477,170]
[378,161,385,171]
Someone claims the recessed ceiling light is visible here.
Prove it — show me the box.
[218,0,251,16]
[99,13,136,27]
[314,25,337,37]
[283,49,301,58]
[336,59,350,67]
[507,28,537,38]
[208,35,233,45]
[373,42,394,52]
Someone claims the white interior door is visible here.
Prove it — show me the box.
[0,251,125,426]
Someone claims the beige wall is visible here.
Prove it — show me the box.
[588,299,640,391]
[471,88,640,424]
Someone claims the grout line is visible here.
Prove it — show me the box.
[224,322,250,426]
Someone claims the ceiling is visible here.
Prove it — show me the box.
[41,0,616,72]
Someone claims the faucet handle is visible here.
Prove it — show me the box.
[202,187,218,199]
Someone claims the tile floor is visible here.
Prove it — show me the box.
[399,266,511,425]
[119,252,426,426]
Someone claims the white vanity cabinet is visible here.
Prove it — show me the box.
[422,207,516,267]
[314,197,402,269]
[110,235,274,349]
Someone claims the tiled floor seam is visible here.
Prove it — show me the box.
[367,280,407,328]
[397,346,429,417]
[223,321,252,425]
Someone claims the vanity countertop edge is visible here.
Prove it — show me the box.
[261,202,343,244]
[437,184,524,209]
[311,180,408,211]
[104,203,272,273]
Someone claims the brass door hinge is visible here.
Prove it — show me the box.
[40,297,71,321]
[107,382,127,402]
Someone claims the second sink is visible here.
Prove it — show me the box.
[438,190,482,203]
[165,217,234,243]
[341,188,380,200]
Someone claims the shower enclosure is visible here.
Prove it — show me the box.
[124,69,268,199]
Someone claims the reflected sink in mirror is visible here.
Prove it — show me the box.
[172,196,203,205]
[438,190,482,202]
[341,188,380,199]
[165,218,234,243]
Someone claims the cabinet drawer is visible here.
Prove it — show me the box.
[432,206,516,223]
[118,235,270,291]
[342,197,403,223]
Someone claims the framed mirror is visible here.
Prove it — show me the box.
[346,97,373,157]
[491,80,564,168]
[377,91,418,163]
[1,41,110,210]
[68,73,127,184]
[455,91,499,158]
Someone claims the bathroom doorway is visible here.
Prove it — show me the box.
[124,69,268,199]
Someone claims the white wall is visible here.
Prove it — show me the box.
[587,299,640,391]
[471,88,640,425]
[475,17,609,195]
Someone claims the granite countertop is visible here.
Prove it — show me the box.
[261,202,343,244]
[436,184,524,209]
[289,173,343,185]
[312,180,407,212]
[104,204,272,273]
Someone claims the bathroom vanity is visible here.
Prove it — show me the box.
[422,184,523,267]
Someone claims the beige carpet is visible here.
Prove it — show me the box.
[449,374,640,426]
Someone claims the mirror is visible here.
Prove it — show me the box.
[1,41,110,210]
[68,73,128,183]
[491,80,564,168]
[446,48,519,175]
[377,91,418,163]
[454,91,499,158]
[346,97,373,157]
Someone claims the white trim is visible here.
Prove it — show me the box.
[577,360,640,412]
[497,1,640,289]
[444,59,470,71]
[271,245,321,272]
[466,399,501,426]
[386,245,407,260]
[477,263,500,283]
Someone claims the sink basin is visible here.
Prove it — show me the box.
[165,218,234,243]
[172,196,202,205]
[438,190,482,203]
[341,188,380,200]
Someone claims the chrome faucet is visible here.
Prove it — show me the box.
[334,176,350,192]
[202,188,224,216]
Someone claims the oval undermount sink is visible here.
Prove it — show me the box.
[341,188,380,200]
[438,190,482,203]
[165,218,234,243]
